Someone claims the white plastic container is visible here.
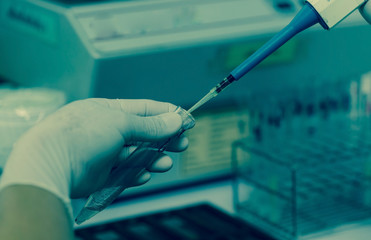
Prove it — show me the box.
[0,87,66,170]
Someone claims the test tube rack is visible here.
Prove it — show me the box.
[232,72,371,239]
[232,115,371,240]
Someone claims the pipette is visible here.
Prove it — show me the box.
[188,0,369,113]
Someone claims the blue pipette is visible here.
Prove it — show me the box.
[188,0,368,113]
[231,3,319,81]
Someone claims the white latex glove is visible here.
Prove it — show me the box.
[0,99,189,215]
[360,1,371,24]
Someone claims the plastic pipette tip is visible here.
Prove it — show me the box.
[75,208,100,225]
[188,75,235,113]
[188,88,218,113]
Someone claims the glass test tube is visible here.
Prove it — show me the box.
[75,107,195,224]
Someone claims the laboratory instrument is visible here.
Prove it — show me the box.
[188,0,369,113]
[1,0,370,103]
[75,107,195,224]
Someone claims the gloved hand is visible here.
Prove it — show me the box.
[360,1,371,24]
[0,99,189,215]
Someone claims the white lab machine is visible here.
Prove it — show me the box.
[0,0,370,102]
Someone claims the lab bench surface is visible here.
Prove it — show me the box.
[73,179,371,240]
[75,203,276,240]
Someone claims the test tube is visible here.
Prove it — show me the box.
[75,107,195,224]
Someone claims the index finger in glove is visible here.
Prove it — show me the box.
[118,112,182,143]
[88,98,178,116]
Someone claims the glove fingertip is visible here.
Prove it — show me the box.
[149,155,173,172]
[135,171,151,186]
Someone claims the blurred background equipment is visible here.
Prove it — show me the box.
[0,0,370,103]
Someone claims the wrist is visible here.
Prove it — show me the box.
[0,185,74,239]
[0,134,72,216]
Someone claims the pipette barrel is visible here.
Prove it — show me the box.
[230,3,320,81]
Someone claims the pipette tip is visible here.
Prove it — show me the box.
[188,75,236,113]
[188,88,218,113]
